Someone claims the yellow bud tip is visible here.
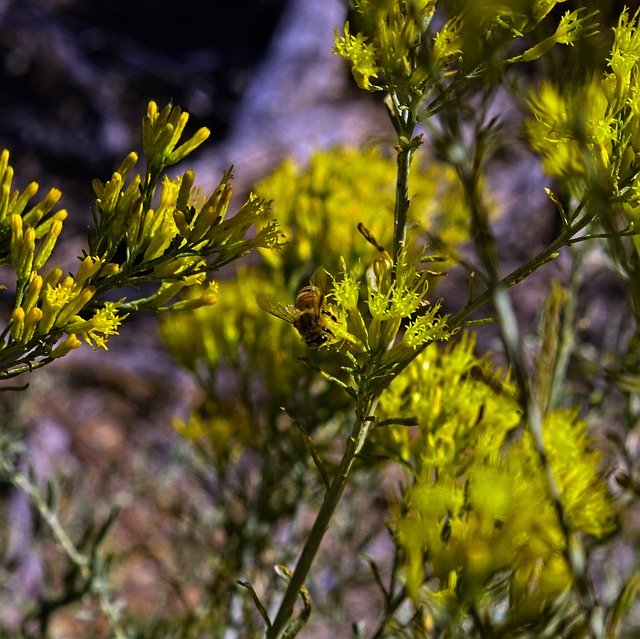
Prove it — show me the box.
[26,307,43,323]
[44,187,62,205]
[52,334,82,358]
[200,292,218,306]
[24,182,39,198]
[24,227,36,243]
[9,213,22,236]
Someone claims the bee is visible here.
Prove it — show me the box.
[256,271,337,348]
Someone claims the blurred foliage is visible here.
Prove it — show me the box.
[379,334,615,635]
[253,146,473,289]
[526,7,640,322]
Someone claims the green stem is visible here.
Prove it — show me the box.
[547,245,584,410]
[458,143,600,635]
[393,142,414,263]
[449,220,583,327]
[265,396,377,639]
[386,92,418,263]
[11,471,88,571]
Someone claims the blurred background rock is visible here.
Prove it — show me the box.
[0,0,388,207]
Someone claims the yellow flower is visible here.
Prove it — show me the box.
[65,302,126,350]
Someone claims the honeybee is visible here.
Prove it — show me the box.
[256,271,337,348]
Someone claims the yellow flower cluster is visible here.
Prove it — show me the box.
[331,245,452,367]
[142,101,211,172]
[377,335,616,630]
[335,0,436,94]
[334,0,593,99]
[0,101,283,378]
[527,9,640,209]
[9,256,123,351]
[161,146,470,456]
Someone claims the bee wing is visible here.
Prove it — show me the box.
[310,267,328,291]
[256,293,298,324]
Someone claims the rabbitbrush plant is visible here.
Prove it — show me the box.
[4,1,640,638]
[0,100,283,636]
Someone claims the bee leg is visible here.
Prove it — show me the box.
[321,309,338,322]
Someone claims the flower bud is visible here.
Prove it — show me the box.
[51,334,82,358]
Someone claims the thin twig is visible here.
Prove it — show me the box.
[265,395,378,639]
